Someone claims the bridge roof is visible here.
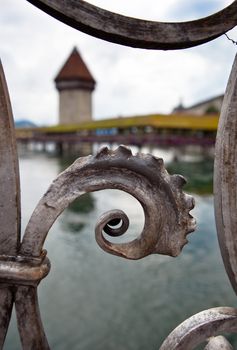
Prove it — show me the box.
[16,114,219,135]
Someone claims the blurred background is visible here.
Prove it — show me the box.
[1,0,237,349]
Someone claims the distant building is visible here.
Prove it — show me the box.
[55,47,96,125]
[173,94,223,115]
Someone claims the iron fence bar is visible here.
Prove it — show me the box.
[0,62,51,349]
[159,307,237,350]
[205,336,233,349]
[0,288,14,348]
[26,0,237,50]
[0,61,20,255]
[214,54,237,295]
[15,286,50,350]
[0,61,21,347]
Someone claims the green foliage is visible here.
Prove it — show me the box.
[68,193,95,214]
[66,222,85,233]
[167,158,213,195]
[205,105,219,114]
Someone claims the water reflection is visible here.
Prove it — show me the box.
[68,194,95,215]
[64,194,95,234]
[57,157,96,234]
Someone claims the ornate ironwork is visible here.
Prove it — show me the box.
[0,1,237,349]
[0,61,196,348]
[21,145,195,259]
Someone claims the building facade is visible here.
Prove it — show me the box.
[173,94,223,115]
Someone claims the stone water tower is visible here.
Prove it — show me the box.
[55,47,96,124]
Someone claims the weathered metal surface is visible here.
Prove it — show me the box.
[0,61,20,256]
[0,61,21,346]
[0,63,50,350]
[0,2,237,349]
[15,286,50,350]
[204,336,233,350]
[0,60,196,349]
[0,61,197,348]
[160,307,237,350]
[20,146,195,259]
[214,54,237,295]
[0,288,14,348]
[0,252,50,287]
[26,0,237,50]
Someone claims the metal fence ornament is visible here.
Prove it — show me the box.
[1,0,237,349]
[21,145,196,259]
[0,62,195,348]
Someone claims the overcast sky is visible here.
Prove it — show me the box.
[1,0,237,125]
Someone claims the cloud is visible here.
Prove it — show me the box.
[0,0,237,125]
[86,0,178,20]
[169,0,233,20]
[87,0,233,20]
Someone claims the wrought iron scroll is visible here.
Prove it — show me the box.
[0,62,196,348]
[20,146,195,259]
[0,1,237,349]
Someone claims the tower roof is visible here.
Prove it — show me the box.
[55,47,96,87]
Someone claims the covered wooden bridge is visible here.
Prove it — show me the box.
[16,113,219,153]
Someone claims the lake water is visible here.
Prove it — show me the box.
[4,147,237,349]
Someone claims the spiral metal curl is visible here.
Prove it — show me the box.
[20,146,196,260]
[99,210,129,237]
